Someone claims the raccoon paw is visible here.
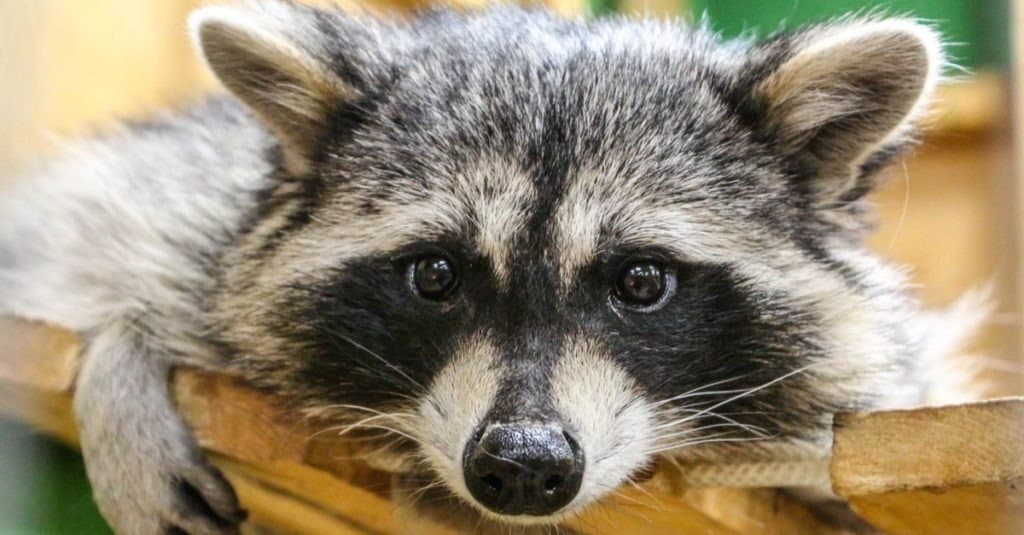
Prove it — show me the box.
[73,327,247,534]
[85,435,247,535]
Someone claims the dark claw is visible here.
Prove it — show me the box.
[173,477,246,533]
[202,465,248,525]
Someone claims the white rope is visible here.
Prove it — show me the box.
[664,438,833,489]
[671,458,831,489]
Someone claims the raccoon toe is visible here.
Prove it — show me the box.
[165,463,246,535]
[179,461,246,525]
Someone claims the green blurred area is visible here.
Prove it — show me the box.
[0,419,111,534]
[1,1,1009,533]
[691,0,1010,69]
[595,0,1011,70]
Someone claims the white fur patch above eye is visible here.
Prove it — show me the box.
[549,336,657,515]
[441,160,536,288]
[551,181,778,288]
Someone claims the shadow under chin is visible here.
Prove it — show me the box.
[391,472,582,534]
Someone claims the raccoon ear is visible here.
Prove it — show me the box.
[751,20,943,204]
[189,4,359,175]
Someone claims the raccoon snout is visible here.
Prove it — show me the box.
[462,424,584,516]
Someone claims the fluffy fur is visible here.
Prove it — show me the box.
[1,2,970,532]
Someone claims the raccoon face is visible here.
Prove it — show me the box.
[197,3,940,524]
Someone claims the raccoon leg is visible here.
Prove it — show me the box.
[73,321,246,534]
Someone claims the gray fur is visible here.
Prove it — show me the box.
[0,2,969,532]
[1,99,269,533]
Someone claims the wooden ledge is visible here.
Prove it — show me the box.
[832,399,1024,534]
[2,317,1022,533]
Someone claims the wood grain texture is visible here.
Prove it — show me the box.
[832,399,1024,494]
[846,483,1023,535]
[832,399,1024,534]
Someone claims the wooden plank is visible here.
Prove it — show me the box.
[844,483,1023,535]
[229,466,375,535]
[0,318,80,444]
[677,488,840,535]
[831,399,1024,534]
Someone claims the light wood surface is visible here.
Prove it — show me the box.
[832,399,1024,534]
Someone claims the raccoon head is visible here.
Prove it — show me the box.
[195,2,941,525]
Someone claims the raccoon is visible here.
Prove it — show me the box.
[1,1,969,533]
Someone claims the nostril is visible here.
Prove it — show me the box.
[543,474,563,494]
[482,474,503,494]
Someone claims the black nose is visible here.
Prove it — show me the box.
[463,424,584,516]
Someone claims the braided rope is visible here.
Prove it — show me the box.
[666,439,832,489]
[673,458,831,488]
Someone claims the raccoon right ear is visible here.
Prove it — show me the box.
[189,4,361,175]
[748,19,943,205]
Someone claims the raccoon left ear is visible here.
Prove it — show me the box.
[750,20,943,204]
[189,4,366,175]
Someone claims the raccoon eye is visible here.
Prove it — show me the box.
[411,256,458,300]
[613,260,673,309]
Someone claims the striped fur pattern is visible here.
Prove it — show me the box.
[0,2,964,532]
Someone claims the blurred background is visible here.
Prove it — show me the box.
[0,0,1020,533]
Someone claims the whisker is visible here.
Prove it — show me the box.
[642,434,769,456]
[345,423,422,444]
[326,414,411,440]
[318,326,430,394]
[626,479,659,508]
[649,372,758,409]
[404,477,449,510]
[651,422,769,443]
[653,411,769,437]
[664,364,819,429]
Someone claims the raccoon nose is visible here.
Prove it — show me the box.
[463,424,584,516]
